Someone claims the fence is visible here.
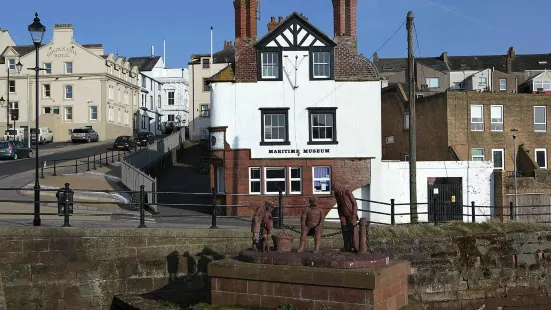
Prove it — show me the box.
[40,149,130,178]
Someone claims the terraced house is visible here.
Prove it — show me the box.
[0,24,140,141]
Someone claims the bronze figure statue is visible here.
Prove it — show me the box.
[251,202,275,251]
[332,182,359,252]
[297,197,325,253]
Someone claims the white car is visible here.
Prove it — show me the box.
[2,128,25,141]
[30,127,54,144]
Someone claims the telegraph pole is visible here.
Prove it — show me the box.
[407,11,418,223]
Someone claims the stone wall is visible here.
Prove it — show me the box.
[0,275,6,310]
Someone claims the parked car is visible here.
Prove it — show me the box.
[12,141,32,158]
[30,127,53,144]
[3,128,25,141]
[136,132,155,146]
[112,136,137,151]
[71,128,99,143]
[0,141,32,160]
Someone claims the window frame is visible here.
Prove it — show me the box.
[8,102,18,121]
[535,148,547,169]
[167,114,175,122]
[158,95,161,108]
[200,104,209,117]
[65,62,73,74]
[259,108,290,146]
[403,113,410,130]
[257,49,283,81]
[425,77,439,88]
[64,85,73,100]
[264,167,286,195]
[8,80,15,93]
[249,167,261,195]
[478,76,488,86]
[312,166,331,195]
[470,104,484,131]
[471,148,485,161]
[534,106,547,132]
[168,91,175,105]
[309,47,334,80]
[490,105,503,132]
[43,84,51,98]
[289,167,302,195]
[202,58,210,69]
[499,79,507,91]
[203,78,210,92]
[64,106,73,121]
[89,106,98,121]
[8,59,15,70]
[491,149,504,170]
[43,63,51,74]
[307,107,338,145]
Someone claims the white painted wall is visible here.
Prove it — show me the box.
[346,160,494,224]
[449,70,478,89]
[210,50,381,159]
[137,73,162,135]
[465,69,492,91]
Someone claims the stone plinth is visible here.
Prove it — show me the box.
[208,258,410,310]
[239,249,390,269]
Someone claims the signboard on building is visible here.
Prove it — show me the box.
[47,46,77,58]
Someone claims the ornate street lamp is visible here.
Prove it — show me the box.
[28,12,46,226]
[0,97,5,136]
[511,128,519,215]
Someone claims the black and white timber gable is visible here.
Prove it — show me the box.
[255,12,336,81]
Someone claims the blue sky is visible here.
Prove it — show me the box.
[3,0,549,68]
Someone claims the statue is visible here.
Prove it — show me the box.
[297,197,325,253]
[332,182,359,252]
[251,202,275,251]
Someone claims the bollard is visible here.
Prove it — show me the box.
[53,161,57,176]
[87,156,90,171]
[210,187,218,229]
[41,161,45,179]
[509,201,514,221]
[358,218,368,254]
[278,188,283,229]
[75,158,78,174]
[117,151,121,162]
[111,150,114,163]
[105,151,108,166]
[390,199,395,225]
[62,183,71,227]
[93,154,97,170]
[471,201,476,223]
[433,197,438,225]
[138,185,146,228]
[99,153,103,168]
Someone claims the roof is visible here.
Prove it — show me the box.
[82,44,103,48]
[189,46,236,65]
[446,55,507,71]
[12,46,35,57]
[206,64,235,83]
[376,57,449,72]
[127,56,161,71]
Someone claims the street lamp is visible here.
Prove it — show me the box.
[511,128,519,211]
[0,97,5,139]
[28,12,46,227]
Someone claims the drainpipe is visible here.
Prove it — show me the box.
[191,64,195,140]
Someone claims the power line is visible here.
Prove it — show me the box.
[369,19,407,61]
[413,23,427,85]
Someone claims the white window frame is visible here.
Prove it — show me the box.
[425,77,439,88]
[65,62,73,74]
[471,148,485,161]
[64,106,73,121]
[478,76,488,86]
[403,113,410,130]
[109,86,114,100]
[200,105,209,117]
[470,105,484,131]
[534,106,547,132]
[264,167,286,195]
[89,106,98,121]
[64,85,73,100]
[289,167,302,195]
[263,113,286,142]
[312,51,331,78]
[490,105,503,132]
[117,108,121,123]
[108,106,113,122]
[491,149,504,170]
[535,148,547,169]
[261,52,279,79]
[249,167,261,195]
[168,91,175,105]
[43,63,51,74]
[216,167,225,193]
[499,79,507,91]
[534,80,551,91]
[310,112,334,142]
[8,80,15,93]
[312,166,331,195]
[8,59,15,70]
[43,84,51,98]
[9,102,18,120]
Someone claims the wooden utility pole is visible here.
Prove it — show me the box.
[407,11,418,223]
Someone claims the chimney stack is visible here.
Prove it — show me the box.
[440,52,448,63]
[506,46,515,74]
[234,0,258,40]
[331,0,358,53]
[267,16,285,33]
[372,52,379,63]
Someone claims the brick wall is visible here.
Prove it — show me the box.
[234,39,257,82]
[492,70,517,93]
[331,0,358,38]
[381,88,408,160]
[334,37,379,81]
[219,149,371,216]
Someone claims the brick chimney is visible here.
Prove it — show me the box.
[267,16,284,33]
[506,46,515,74]
[233,0,259,82]
[332,0,358,53]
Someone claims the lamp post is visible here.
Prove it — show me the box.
[0,96,5,139]
[511,128,519,211]
[28,12,46,227]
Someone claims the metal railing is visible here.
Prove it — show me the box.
[40,149,131,178]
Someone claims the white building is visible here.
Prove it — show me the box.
[137,72,163,135]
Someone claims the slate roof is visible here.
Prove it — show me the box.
[207,64,235,83]
[127,56,161,71]
[189,46,236,65]
[376,57,448,72]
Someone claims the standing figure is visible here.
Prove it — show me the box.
[297,197,325,253]
[251,202,276,251]
[332,182,359,252]
[261,210,273,252]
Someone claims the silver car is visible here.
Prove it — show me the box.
[71,128,99,143]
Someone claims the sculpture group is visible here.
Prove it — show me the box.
[251,182,363,254]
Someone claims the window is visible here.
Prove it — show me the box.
[9,102,18,120]
[534,106,546,132]
[43,84,51,98]
[124,110,129,125]
[403,113,410,130]
[264,167,286,194]
[308,108,337,144]
[118,88,122,102]
[8,59,15,70]
[260,51,280,79]
[65,62,73,74]
[500,79,507,91]
[471,148,484,161]
[141,94,145,107]
[150,95,153,110]
[478,76,488,86]
[313,166,331,194]
[203,78,210,91]
[8,81,15,93]
[117,108,121,123]
[289,167,302,194]
[385,136,394,144]
[202,58,210,69]
[44,63,51,74]
[471,105,484,131]
[490,105,503,131]
[168,91,175,105]
[200,104,209,117]
[158,95,161,108]
[260,108,289,145]
[249,167,261,194]
[141,115,146,129]
[168,114,175,122]
[90,106,98,120]
[64,85,73,99]
[535,148,547,169]
[141,77,146,88]
[404,154,410,161]
[108,106,113,122]
[64,106,73,121]
[491,149,504,170]
[158,84,161,91]
[311,50,332,79]
[109,86,114,100]
[534,80,551,91]
[426,77,439,88]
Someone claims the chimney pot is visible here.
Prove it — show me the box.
[440,52,448,62]
[278,16,283,22]
[271,16,275,22]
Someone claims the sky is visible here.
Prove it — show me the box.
[2,0,550,68]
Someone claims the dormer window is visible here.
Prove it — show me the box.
[539,61,548,65]
[8,59,15,70]
[310,48,334,80]
[259,51,281,80]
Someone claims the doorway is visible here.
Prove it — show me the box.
[427,177,463,222]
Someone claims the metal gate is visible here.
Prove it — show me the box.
[428,183,463,222]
